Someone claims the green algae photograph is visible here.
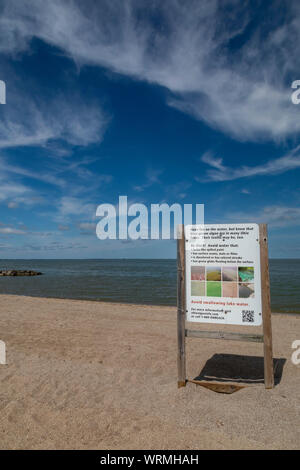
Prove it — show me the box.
[238,267,254,282]
[206,281,222,297]
[206,267,221,281]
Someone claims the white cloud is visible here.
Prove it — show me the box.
[0,226,26,234]
[78,222,96,232]
[0,91,109,149]
[0,153,113,215]
[133,168,163,192]
[198,146,300,182]
[58,224,70,231]
[56,196,96,222]
[224,205,300,228]
[7,201,18,208]
[1,0,300,141]
[0,180,32,203]
[0,157,66,187]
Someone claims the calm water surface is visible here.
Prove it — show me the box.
[0,259,299,313]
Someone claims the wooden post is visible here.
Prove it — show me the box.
[177,224,186,388]
[259,224,274,389]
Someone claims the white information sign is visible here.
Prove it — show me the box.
[185,224,262,326]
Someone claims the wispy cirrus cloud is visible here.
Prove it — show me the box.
[1,0,300,141]
[0,152,113,212]
[58,225,70,232]
[0,156,66,187]
[0,224,26,234]
[224,205,300,228]
[0,90,109,149]
[55,196,97,224]
[0,180,32,202]
[198,147,300,182]
[0,155,112,188]
[133,168,163,192]
[78,222,96,233]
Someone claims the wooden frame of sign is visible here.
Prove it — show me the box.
[177,223,274,390]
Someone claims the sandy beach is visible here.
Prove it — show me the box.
[0,294,299,450]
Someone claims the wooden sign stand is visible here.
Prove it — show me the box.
[177,224,274,390]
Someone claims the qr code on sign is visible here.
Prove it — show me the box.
[242,310,254,322]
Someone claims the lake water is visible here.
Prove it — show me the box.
[0,259,299,313]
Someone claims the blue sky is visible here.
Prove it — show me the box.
[0,0,300,259]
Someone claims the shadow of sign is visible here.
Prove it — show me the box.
[193,353,286,386]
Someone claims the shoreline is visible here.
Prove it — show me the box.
[0,292,299,315]
[0,294,299,449]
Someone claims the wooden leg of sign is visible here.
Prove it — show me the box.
[259,224,274,389]
[177,224,186,388]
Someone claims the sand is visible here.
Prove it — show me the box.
[0,294,299,450]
